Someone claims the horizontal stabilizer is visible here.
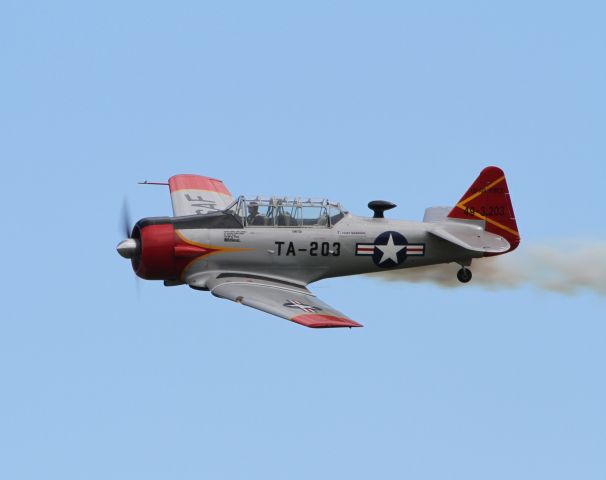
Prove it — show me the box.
[429,224,510,253]
[423,206,451,223]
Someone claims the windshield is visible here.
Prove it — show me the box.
[225,196,347,227]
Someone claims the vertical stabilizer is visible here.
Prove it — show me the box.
[448,166,520,253]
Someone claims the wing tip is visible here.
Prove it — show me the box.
[291,314,363,329]
[168,174,231,196]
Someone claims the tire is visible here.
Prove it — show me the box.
[457,268,472,283]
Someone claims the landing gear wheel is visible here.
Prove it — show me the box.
[457,267,472,283]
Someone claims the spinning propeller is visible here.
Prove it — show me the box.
[116,197,140,259]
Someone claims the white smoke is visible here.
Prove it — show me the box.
[369,241,606,295]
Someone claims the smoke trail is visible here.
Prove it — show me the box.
[369,241,606,295]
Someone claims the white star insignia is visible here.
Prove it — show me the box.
[376,234,405,264]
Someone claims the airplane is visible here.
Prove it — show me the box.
[117,166,520,328]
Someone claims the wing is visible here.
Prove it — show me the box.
[168,174,235,216]
[204,274,362,328]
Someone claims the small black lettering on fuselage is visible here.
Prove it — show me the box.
[274,241,341,257]
[224,230,245,242]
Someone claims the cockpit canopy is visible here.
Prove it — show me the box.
[226,196,347,228]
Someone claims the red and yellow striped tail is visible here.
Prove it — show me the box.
[448,166,520,253]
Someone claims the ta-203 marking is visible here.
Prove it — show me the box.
[275,241,341,256]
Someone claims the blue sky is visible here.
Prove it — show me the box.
[1,1,605,479]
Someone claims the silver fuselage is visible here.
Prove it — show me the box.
[180,213,481,288]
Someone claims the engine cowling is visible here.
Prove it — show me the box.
[130,222,211,280]
[132,224,177,280]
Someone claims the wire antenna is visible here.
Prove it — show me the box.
[138,180,169,186]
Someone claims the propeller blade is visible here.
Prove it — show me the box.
[136,275,141,301]
[121,196,132,238]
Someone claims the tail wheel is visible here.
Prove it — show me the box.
[457,267,472,283]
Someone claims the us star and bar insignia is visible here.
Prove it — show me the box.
[356,231,425,268]
[283,300,323,313]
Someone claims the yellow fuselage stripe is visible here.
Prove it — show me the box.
[174,230,254,281]
[175,230,253,253]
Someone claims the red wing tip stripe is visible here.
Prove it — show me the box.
[168,175,231,196]
[291,314,363,328]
